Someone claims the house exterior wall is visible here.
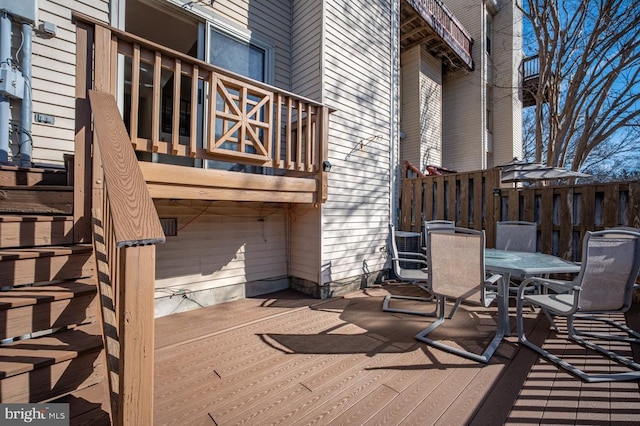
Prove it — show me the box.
[401,46,443,171]
[441,0,522,172]
[319,0,392,292]
[26,0,109,167]
[491,0,522,166]
[442,0,485,172]
[153,200,289,317]
[127,0,296,315]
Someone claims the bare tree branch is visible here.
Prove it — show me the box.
[520,0,640,173]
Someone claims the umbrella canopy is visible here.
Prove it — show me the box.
[497,159,590,183]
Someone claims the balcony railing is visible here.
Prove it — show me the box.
[74,14,329,181]
[522,55,540,81]
[402,0,474,71]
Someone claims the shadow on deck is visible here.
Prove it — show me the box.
[153,285,640,425]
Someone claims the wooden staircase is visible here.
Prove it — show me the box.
[0,165,110,424]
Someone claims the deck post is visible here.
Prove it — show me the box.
[118,244,155,426]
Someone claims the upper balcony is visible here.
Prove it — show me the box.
[74,14,330,205]
[521,55,541,107]
[400,0,474,72]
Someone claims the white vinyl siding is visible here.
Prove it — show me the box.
[289,205,321,283]
[27,0,108,167]
[321,0,392,283]
[492,1,522,166]
[441,0,521,171]
[291,0,323,100]
[442,0,485,172]
[401,46,443,171]
[153,200,288,296]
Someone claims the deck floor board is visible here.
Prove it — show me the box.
[154,286,640,425]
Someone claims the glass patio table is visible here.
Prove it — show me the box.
[484,249,581,335]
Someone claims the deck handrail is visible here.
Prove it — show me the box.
[72,12,330,176]
[88,90,164,425]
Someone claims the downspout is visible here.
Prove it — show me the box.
[19,21,32,167]
[0,11,10,164]
[390,0,399,225]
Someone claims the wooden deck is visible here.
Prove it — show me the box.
[152,285,640,425]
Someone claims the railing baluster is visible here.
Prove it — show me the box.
[152,51,161,152]
[130,44,140,148]
[274,94,282,169]
[286,97,293,169]
[189,65,198,158]
[305,103,312,172]
[171,58,181,155]
[296,100,303,170]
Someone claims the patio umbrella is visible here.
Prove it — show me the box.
[498,159,590,183]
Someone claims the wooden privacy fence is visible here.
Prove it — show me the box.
[400,165,640,262]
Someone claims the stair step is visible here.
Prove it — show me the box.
[0,165,68,186]
[49,381,111,425]
[0,280,98,340]
[0,323,104,403]
[0,215,74,248]
[0,244,94,286]
[0,186,73,214]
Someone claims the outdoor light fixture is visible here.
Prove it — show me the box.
[493,188,501,196]
[322,160,332,172]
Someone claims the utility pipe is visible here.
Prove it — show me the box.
[19,21,32,168]
[0,11,11,164]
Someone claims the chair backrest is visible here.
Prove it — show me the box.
[388,223,425,279]
[427,227,485,300]
[496,221,537,252]
[423,220,455,251]
[575,230,640,313]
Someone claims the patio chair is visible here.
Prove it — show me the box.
[422,220,455,252]
[415,228,505,363]
[496,221,537,253]
[516,229,640,382]
[383,223,436,317]
[570,227,640,344]
[495,221,538,293]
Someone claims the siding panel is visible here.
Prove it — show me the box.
[321,0,393,282]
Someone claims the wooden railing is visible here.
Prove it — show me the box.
[400,165,640,261]
[88,90,165,425]
[74,13,328,177]
[406,0,473,69]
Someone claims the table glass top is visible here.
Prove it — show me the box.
[485,249,580,275]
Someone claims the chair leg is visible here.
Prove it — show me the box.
[382,294,437,317]
[569,314,640,344]
[416,294,506,363]
[517,297,640,383]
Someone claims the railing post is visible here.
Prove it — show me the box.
[318,106,329,203]
[119,244,155,426]
[73,21,94,243]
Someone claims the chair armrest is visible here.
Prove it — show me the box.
[481,274,503,307]
[398,251,428,261]
[517,277,580,299]
[391,257,428,268]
